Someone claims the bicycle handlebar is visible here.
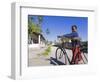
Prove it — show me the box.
[57,36,81,41]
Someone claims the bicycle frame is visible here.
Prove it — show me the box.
[55,37,87,65]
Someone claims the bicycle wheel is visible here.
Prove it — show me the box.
[55,47,67,65]
[81,52,88,64]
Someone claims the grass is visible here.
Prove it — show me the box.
[42,45,51,56]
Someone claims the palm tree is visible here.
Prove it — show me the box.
[45,28,50,45]
[38,16,43,27]
[28,15,44,44]
[46,28,50,35]
[28,16,42,34]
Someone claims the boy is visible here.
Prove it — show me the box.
[58,25,82,64]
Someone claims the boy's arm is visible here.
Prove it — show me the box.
[58,32,78,38]
[58,33,73,38]
[63,33,74,38]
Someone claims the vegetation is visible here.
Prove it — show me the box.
[42,45,51,56]
[38,16,43,27]
[46,28,50,35]
[28,16,43,35]
[28,20,41,34]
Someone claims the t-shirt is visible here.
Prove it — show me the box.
[63,32,79,38]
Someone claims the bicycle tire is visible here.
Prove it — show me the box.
[55,47,67,65]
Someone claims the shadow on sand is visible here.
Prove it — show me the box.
[50,57,65,65]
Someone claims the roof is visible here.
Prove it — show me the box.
[32,32,46,41]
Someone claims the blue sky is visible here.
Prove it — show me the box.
[28,15,88,42]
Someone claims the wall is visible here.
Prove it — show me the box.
[0,0,100,81]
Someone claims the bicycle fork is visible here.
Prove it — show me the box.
[62,49,71,65]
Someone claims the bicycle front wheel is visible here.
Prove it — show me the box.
[55,47,67,65]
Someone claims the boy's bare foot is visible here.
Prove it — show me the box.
[78,60,83,64]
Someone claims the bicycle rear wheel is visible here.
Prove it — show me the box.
[81,52,88,64]
[55,47,67,65]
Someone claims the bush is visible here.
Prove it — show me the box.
[42,46,51,56]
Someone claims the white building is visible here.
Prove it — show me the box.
[28,32,46,48]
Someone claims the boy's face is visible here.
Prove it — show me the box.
[72,27,77,32]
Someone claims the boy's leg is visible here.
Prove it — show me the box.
[74,47,79,64]
[71,48,75,64]
[77,47,82,61]
[71,47,78,64]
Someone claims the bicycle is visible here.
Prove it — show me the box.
[55,36,88,65]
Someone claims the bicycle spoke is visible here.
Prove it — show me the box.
[56,48,67,65]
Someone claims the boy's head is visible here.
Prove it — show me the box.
[71,25,77,32]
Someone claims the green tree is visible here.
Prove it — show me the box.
[28,16,42,35]
[46,28,50,35]
[38,16,43,27]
